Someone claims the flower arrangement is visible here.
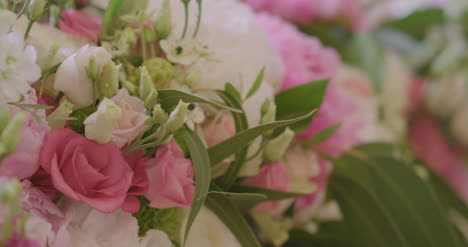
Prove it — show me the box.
[0,0,467,247]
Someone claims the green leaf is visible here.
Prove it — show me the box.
[100,0,124,38]
[230,184,306,201]
[133,197,183,242]
[158,89,242,113]
[245,67,265,99]
[178,128,211,246]
[345,34,385,91]
[208,190,267,211]
[205,193,262,247]
[45,116,78,121]
[275,80,327,132]
[307,123,341,144]
[224,83,242,103]
[214,90,249,190]
[8,103,54,110]
[69,107,94,134]
[286,227,352,247]
[208,110,317,165]
[383,9,446,41]
[329,150,465,247]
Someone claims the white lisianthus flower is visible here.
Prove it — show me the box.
[58,200,173,247]
[182,206,241,247]
[0,30,41,104]
[54,45,112,107]
[84,98,122,144]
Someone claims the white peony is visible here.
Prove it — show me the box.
[54,45,112,107]
[0,9,16,34]
[182,206,241,247]
[0,30,41,104]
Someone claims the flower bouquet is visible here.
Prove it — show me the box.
[0,0,467,246]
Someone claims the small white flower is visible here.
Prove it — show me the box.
[0,32,41,104]
[160,36,207,65]
[185,104,205,130]
[0,9,16,34]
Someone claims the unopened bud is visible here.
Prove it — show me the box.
[142,58,173,89]
[1,112,26,155]
[139,66,159,109]
[47,98,74,130]
[122,80,137,95]
[154,0,172,40]
[263,128,295,163]
[185,70,200,87]
[99,61,121,98]
[153,104,168,124]
[27,0,46,21]
[84,98,122,144]
[86,56,100,82]
[166,101,189,133]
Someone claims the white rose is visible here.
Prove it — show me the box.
[54,45,112,107]
[182,206,241,247]
[84,98,122,144]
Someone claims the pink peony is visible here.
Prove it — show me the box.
[0,89,50,180]
[37,129,134,213]
[110,89,147,148]
[243,162,290,211]
[409,115,468,202]
[202,112,236,147]
[59,9,101,44]
[246,0,362,27]
[257,13,340,91]
[145,141,195,209]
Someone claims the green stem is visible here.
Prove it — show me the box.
[12,0,18,11]
[140,30,147,60]
[150,42,156,58]
[23,19,34,40]
[17,0,30,18]
[181,3,189,39]
[193,0,202,37]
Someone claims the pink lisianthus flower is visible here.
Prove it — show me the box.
[59,9,101,44]
[123,151,150,213]
[294,157,330,211]
[145,141,195,209]
[0,89,50,180]
[257,13,340,91]
[243,162,290,211]
[246,0,362,28]
[110,89,147,148]
[202,112,236,147]
[37,129,134,213]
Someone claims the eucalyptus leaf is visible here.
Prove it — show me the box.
[214,90,249,190]
[208,110,317,165]
[178,128,211,246]
[205,193,262,247]
[245,67,265,99]
[158,89,242,113]
[275,80,327,132]
[8,103,54,110]
[230,184,306,201]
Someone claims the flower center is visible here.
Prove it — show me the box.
[175,46,183,55]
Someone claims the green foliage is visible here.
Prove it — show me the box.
[274,80,327,132]
[133,197,183,242]
[158,89,241,113]
[383,9,446,41]
[307,123,341,144]
[69,107,94,134]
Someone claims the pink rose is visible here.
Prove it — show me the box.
[37,129,134,213]
[257,13,340,91]
[59,9,101,44]
[202,112,236,147]
[110,89,147,148]
[145,141,195,209]
[243,162,290,211]
[0,89,50,180]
